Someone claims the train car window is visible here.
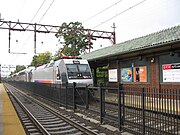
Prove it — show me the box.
[67,65,78,72]
[78,64,90,73]
[66,64,92,79]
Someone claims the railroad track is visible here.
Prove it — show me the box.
[87,102,180,135]
[5,83,179,135]
[5,84,103,135]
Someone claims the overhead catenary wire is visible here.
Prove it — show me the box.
[14,0,47,46]
[83,0,123,23]
[18,0,26,20]
[18,0,56,53]
[38,0,56,23]
[8,0,178,66]
[93,0,147,29]
[12,0,47,48]
[30,0,47,22]
[118,0,180,26]
[11,0,55,65]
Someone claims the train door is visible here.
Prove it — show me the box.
[28,70,33,82]
[56,66,61,84]
[60,60,68,86]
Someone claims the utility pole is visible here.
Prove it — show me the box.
[111,23,116,44]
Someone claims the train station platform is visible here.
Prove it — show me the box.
[0,83,26,135]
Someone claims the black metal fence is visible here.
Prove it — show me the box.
[6,81,180,135]
[7,81,95,111]
[98,85,180,135]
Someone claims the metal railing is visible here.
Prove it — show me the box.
[6,81,180,135]
[98,85,180,134]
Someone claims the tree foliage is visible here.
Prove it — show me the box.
[55,22,93,56]
[15,65,26,73]
[53,48,62,61]
[10,65,26,75]
[30,51,52,67]
[28,22,95,67]
[16,65,26,73]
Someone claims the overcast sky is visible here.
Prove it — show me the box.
[0,0,180,76]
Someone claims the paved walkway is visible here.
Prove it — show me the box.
[0,83,26,135]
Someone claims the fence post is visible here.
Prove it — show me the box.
[118,83,124,131]
[86,85,89,109]
[100,83,104,124]
[59,84,61,105]
[122,84,125,126]
[73,82,76,112]
[65,82,68,109]
[142,87,145,134]
[32,82,35,94]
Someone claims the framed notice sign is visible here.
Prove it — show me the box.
[162,63,180,82]
[108,69,118,82]
[133,66,147,82]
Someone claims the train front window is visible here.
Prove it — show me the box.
[66,64,92,79]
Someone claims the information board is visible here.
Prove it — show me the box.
[108,69,118,82]
[162,63,180,82]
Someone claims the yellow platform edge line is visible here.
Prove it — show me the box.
[1,84,26,135]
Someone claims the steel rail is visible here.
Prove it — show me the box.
[5,85,50,135]
[5,84,99,135]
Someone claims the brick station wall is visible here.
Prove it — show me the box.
[107,54,180,90]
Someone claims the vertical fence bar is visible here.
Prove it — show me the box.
[59,84,61,105]
[65,82,68,109]
[164,88,167,132]
[142,87,145,134]
[173,89,175,134]
[73,82,76,112]
[167,89,172,133]
[86,85,89,109]
[48,84,51,99]
[100,84,104,124]
[118,83,124,131]
[170,89,172,133]
[159,89,165,132]
[102,86,105,118]
[167,89,169,132]
[176,89,179,134]
[177,89,179,134]
[122,85,125,126]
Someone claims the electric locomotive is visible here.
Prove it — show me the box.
[11,57,93,86]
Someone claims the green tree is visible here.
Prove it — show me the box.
[15,65,26,73]
[10,65,26,75]
[53,48,64,61]
[55,22,93,56]
[92,66,108,85]
[30,51,52,67]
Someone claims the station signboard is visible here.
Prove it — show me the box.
[162,63,180,82]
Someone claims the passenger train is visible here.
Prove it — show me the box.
[10,57,93,86]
